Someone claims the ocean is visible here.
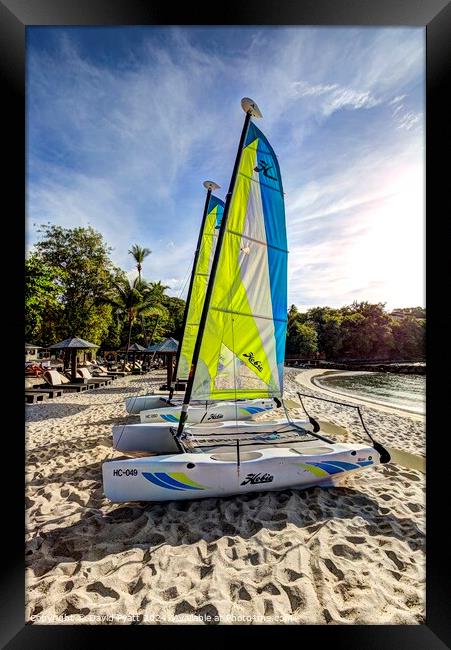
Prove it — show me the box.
[315,371,426,414]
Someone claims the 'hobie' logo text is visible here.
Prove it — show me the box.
[240,472,274,486]
[243,352,263,372]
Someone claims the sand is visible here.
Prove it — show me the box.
[25,368,425,625]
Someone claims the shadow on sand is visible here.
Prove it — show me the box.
[25,403,90,422]
[84,386,143,395]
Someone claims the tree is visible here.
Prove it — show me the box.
[391,306,426,320]
[105,277,166,368]
[128,244,152,341]
[391,316,425,358]
[34,225,118,344]
[161,295,186,341]
[25,253,64,344]
[287,304,299,329]
[289,322,318,357]
[128,244,151,281]
[303,307,344,359]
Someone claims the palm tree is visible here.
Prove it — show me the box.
[106,277,165,369]
[128,244,151,281]
[146,281,170,346]
[128,245,152,342]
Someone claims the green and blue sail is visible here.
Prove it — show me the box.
[191,122,288,400]
[177,194,225,380]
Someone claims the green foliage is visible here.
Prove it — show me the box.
[287,301,425,360]
[391,317,425,358]
[105,276,167,350]
[161,296,186,341]
[128,244,151,279]
[391,306,426,320]
[34,225,118,344]
[25,226,425,363]
[288,322,318,356]
[25,253,64,344]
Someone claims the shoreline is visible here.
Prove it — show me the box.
[293,368,425,421]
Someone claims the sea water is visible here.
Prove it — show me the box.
[316,372,426,414]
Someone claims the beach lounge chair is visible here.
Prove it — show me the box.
[89,364,123,378]
[77,367,112,387]
[132,361,145,375]
[42,370,89,392]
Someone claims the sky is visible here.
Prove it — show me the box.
[26,26,425,311]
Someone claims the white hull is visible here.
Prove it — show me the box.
[139,399,274,424]
[103,441,383,502]
[125,394,176,414]
[113,417,311,454]
[125,394,276,415]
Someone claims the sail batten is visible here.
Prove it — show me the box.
[191,121,287,400]
[226,229,288,253]
[209,306,287,323]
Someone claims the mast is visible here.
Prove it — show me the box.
[176,98,262,437]
[169,180,220,399]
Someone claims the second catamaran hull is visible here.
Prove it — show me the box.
[125,395,275,415]
[125,394,174,414]
[139,399,275,424]
[112,417,312,454]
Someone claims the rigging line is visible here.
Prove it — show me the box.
[177,263,192,299]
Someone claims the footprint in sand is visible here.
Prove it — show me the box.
[332,544,362,560]
[384,550,405,571]
[257,582,280,596]
[86,581,120,600]
[285,569,304,582]
[264,599,274,616]
[174,600,195,616]
[323,558,345,581]
[281,585,305,613]
[162,586,178,600]
[196,603,220,625]
[200,565,214,579]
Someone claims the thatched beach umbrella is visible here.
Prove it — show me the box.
[48,337,98,382]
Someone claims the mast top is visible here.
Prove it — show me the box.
[203,180,221,191]
[241,97,262,118]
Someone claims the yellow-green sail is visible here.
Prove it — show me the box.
[177,195,224,380]
[191,123,288,400]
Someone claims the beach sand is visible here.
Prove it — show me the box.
[25,368,425,625]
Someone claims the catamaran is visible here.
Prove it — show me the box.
[103,97,390,501]
[123,181,276,423]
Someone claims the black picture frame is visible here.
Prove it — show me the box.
[3,0,450,646]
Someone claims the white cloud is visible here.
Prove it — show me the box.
[27,26,425,311]
[292,80,380,116]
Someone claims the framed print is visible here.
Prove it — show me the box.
[2,0,450,647]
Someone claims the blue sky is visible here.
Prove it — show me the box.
[26,27,425,311]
